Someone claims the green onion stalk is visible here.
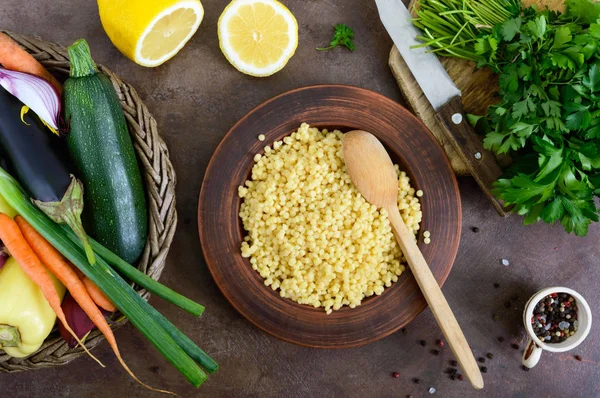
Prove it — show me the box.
[412,0,521,60]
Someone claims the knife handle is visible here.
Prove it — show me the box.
[435,96,508,217]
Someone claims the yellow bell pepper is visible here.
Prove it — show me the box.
[0,194,17,218]
[0,257,65,358]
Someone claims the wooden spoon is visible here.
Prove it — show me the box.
[342,130,484,390]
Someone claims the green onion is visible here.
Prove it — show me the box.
[0,167,215,386]
[58,224,205,317]
[59,225,219,373]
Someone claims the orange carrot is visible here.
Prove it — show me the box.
[15,216,174,395]
[0,33,62,94]
[82,275,117,312]
[0,213,101,366]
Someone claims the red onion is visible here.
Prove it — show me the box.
[59,293,111,348]
[0,67,62,133]
[0,249,7,271]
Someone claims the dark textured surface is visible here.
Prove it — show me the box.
[1,0,599,397]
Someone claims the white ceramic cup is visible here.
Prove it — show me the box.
[522,287,592,368]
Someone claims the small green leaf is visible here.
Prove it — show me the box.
[583,63,600,93]
[566,110,592,130]
[553,26,572,49]
[524,16,547,39]
[541,198,564,223]
[501,17,522,41]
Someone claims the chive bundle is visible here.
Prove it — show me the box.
[412,0,521,60]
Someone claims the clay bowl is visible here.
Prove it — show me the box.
[198,85,461,348]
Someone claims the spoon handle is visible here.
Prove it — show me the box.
[386,206,484,390]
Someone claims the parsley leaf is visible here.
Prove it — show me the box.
[317,24,355,52]
[501,17,522,41]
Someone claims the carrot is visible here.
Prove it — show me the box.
[0,33,62,94]
[15,216,174,395]
[0,213,101,366]
[82,275,117,312]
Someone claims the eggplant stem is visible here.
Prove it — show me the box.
[32,176,96,264]
[0,324,21,348]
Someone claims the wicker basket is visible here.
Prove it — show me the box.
[0,31,177,372]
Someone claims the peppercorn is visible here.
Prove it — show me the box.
[449,360,457,367]
[402,328,408,335]
[471,227,479,233]
[458,375,464,381]
[480,366,488,373]
[419,340,427,346]
[521,365,530,371]
[493,314,500,321]
[504,301,511,308]
[478,357,486,363]
[392,372,400,378]
[497,336,505,342]
[486,353,494,359]
[575,355,583,361]
[511,343,519,350]
[413,378,421,384]
[493,283,500,288]
[431,349,440,356]
[436,339,444,347]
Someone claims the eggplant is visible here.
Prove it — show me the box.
[0,87,95,263]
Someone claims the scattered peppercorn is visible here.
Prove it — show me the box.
[458,375,464,381]
[419,340,427,346]
[478,357,486,363]
[486,353,494,360]
[449,360,458,367]
[493,282,500,288]
[521,365,530,372]
[471,227,479,233]
[480,366,488,373]
[402,328,408,335]
[504,301,511,308]
[392,372,400,378]
[575,355,583,361]
[428,387,436,394]
[493,314,500,321]
[450,374,456,380]
[413,378,421,384]
[511,343,520,350]
[431,349,440,356]
[436,339,444,347]
[511,295,520,301]
[498,336,505,342]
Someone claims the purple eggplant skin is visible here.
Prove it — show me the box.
[0,88,71,202]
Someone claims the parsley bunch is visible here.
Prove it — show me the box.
[317,24,356,52]
[473,1,600,235]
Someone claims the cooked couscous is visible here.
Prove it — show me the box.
[238,123,422,314]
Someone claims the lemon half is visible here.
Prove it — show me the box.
[98,0,204,67]
[218,0,298,77]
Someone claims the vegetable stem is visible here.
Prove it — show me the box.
[67,39,98,78]
[60,224,205,317]
[0,324,20,347]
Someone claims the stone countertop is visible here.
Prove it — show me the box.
[1,0,599,397]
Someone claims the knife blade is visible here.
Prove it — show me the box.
[375,0,507,217]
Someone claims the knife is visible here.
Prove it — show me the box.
[375,0,507,217]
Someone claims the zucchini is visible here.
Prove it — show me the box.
[0,88,95,263]
[63,39,148,264]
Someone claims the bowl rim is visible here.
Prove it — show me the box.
[198,84,462,348]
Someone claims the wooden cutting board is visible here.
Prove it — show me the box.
[389,0,565,175]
